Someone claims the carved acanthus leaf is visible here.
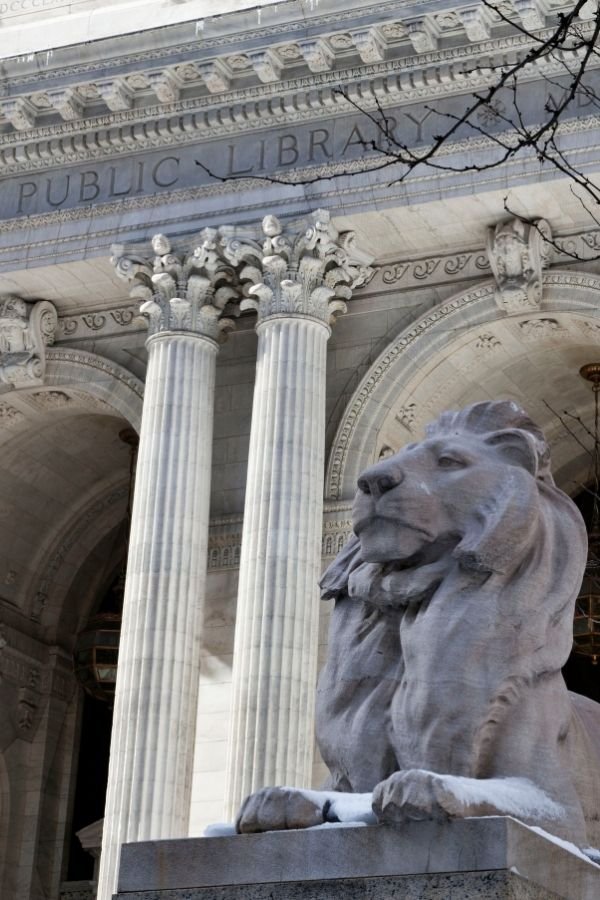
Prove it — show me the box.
[111,230,242,341]
[486,217,552,313]
[0,296,57,388]
[223,209,373,325]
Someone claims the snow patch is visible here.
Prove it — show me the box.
[204,822,237,837]
[430,772,563,821]
[528,826,600,867]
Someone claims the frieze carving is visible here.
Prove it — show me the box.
[0,296,57,388]
[222,209,374,326]
[206,505,353,569]
[518,317,564,340]
[25,390,72,410]
[57,305,139,339]
[0,624,75,744]
[0,402,25,427]
[395,403,418,431]
[111,232,241,341]
[487,217,552,312]
[17,686,38,731]
[474,333,502,351]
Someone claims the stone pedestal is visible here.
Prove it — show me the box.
[115,817,600,900]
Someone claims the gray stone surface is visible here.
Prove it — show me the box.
[116,818,599,900]
[115,870,561,900]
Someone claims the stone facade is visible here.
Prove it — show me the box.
[1,2,600,899]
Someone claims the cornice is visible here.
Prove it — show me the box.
[0,9,594,175]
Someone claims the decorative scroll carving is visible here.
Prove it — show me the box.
[487,217,552,312]
[0,296,57,388]
[111,232,240,341]
[222,209,374,326]
[96,78,133,112]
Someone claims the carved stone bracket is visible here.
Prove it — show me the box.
[111,231,241,342]
[221,209,374,327]
[0,296,58,388]
[486,217,552,313]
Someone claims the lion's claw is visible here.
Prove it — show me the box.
[236,787,324,834]
[372,770,450,824]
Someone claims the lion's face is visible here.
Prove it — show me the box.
[353,431,536,566]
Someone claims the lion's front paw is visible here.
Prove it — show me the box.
[236,787,324,834]
[372,770,450,825]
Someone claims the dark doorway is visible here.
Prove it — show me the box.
[563,485,600,703]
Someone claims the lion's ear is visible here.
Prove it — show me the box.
[320,534,363,599]
[483,429,538,475]
[454,468,539,575]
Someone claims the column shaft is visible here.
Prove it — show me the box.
[97,332,217,900]
[226,316,328,816]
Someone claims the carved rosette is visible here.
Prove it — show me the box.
[487,217,552,313]
[221,209,374,328]
[111,230,240,342]
[0,295,58,388]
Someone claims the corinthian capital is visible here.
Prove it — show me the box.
[487,217,552,313]
[0,296,57,388]
[220,209,374,326]
[111,230,240,342]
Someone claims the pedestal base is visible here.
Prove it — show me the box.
[116,817,600,900]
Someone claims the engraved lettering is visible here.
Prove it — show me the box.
[135,160,145,193]
[79,170,100,202]
[109,165,132,197]
[257,139,266,172]
[404,109,433,143]
[152,156,180,187]
[17,181,37,213]
[46,175,70,207]
[309,128,332,161]
[278,134,299,167]
[375,115,398,151]
[342,124,368,155]
[226,145,253,177]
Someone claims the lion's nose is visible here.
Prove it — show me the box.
[357,466,403,497]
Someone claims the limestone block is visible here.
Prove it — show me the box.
[116,818,600,899]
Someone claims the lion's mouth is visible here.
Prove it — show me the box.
[353,514,433,541]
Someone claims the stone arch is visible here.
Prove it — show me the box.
[0,349,143,627]
[24,475,130,634]
[326,270,600,500]
[44,347,144,429]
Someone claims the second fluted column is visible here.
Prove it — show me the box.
[224,211,373,816]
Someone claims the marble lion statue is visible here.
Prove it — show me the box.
[236,400,600,848]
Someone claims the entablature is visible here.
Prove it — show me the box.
[0,0,596,173]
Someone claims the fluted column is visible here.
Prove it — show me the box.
[223,211,373,815]
[97,233,238,900]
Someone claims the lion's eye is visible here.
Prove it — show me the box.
[437,455,464,469]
